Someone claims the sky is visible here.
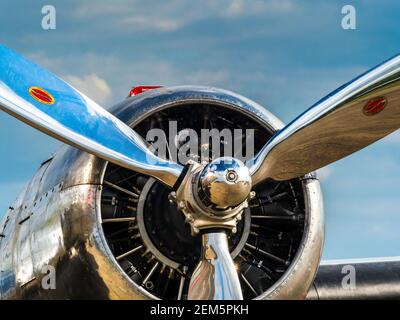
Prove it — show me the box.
[0,0,399,259]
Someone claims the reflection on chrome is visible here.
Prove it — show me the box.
[188,232,243,300]
[249,54,400,185]
[0,45,183,188]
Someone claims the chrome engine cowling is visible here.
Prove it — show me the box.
[0,86,323,300]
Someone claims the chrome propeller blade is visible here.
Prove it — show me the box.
[249,54,400,185]
[188,232,243,300]
[0,45,182,187]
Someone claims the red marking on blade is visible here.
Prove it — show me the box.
[363,97,387,116]
[28,87,55,105]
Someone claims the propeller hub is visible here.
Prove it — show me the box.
[171,159,250,300]
[170,159,252,234]
[198,157,252,210]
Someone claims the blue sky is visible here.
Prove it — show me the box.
[0,0,399,259]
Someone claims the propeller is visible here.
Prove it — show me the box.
[248,54,400,185]
[188,232,243,300]
[2,44,400,300]
[0,45,182,188]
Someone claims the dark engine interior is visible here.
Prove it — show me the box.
[100,103,306,299]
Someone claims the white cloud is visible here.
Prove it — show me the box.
[64,73,112,105]
[26,52,65,71]
[72,0,297,32]
[54,53,232,99]
[24,49,368,113]
[225,0,295,17]
[121,16,181,32]
[25,52,112,105]
[317,166,334,181]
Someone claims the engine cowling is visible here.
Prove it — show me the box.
[0,86,323,299]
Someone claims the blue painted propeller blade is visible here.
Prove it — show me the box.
[0,45,182,187]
